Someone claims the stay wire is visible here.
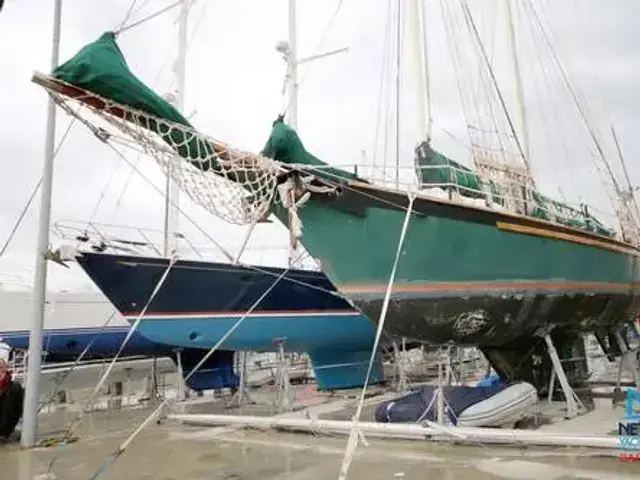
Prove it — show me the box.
[88,256,301,480]
[37,310,117,414]
[116,0,140,31]
[46,255,179,473]
[114,0,182,36]
[0,116,77,257]
[281,0,347,118]
[102,140,353,302]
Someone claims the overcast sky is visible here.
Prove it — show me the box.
[0,0,639,292]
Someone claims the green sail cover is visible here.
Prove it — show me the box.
[261,118,360,183]
[414,141,615,237]
[53,32,213,165]
[414,141,503,204]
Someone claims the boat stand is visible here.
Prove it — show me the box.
[541,332,586,419]
[613,327,640,397]
[444,345,459,386]
[393,338,410,393]
[143,356,162,401]
[436,346,455,424]
[173,348,189,402]
[227,351,256,408]
[273,338,294,413]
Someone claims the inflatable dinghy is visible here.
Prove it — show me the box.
[375,382,537,428]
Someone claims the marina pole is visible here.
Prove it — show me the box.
[169,0,189,400]
[21,0,63,448]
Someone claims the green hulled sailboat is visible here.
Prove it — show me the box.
[257,0,640,388]
[31,2,640,390]
[262,117,640,369]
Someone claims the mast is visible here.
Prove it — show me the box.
[409,0,431,142]
[287,0,298,129]
[278,0,347,130]
[163,0,189,256]
[503,0,531,170]
[394,0,402,189]
[21,0,63,448]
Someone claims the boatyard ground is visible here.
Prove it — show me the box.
[1,390,639,480]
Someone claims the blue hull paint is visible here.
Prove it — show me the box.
[135,314,374,352]
[0,327,165,361]
[75,252,384,390]
[0,327,239,391]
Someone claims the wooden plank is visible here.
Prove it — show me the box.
[496,221,640,257]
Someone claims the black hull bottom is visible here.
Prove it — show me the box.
[355,292,639,346]
[356,292,639,391]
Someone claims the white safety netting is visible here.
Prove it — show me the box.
[36,75,283,226]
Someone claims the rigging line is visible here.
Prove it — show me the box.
[523,24,611,214]
[337,191,416,480]
[439,0,476,156]
[108,155,142,223]
[448,0,484,147]
[371,0,393,174]
[116,0,140,31]
[565,0,614,132]
[37,310,117,414]
[460,0,530,176]
[109,15,192,222]
[186,0,209,46]
[104,142,234,263]
[432,121,473,153]
[294,163,428,217]
[459,0,509,166]
[105,142,352,301]
[88,258,300,480]
[297,0,347,88]
[114,0,182,36]
[84,158,125,230]
[524,0,621,195]
[46,255,178,474]
[530,0,618,214]
[0,116,77,257]
[519,0,577,197]
[611,125,640,224]
[94,140,346,298]
[96,137,356,299]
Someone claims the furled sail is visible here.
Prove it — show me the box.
[53,32,214,164]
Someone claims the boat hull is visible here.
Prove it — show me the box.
[74,252,384,390]
[279,185,640,344]
[0,291,238,390]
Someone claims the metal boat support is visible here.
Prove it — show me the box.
[174,348,188,402]
[273,339,293,412]
[614,327,640,389]
[227,351,256,408]
[393,338,409,393]
[541,332,586,419]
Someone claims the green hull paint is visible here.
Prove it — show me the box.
[274,188,640,346]
[285,197,639,288]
